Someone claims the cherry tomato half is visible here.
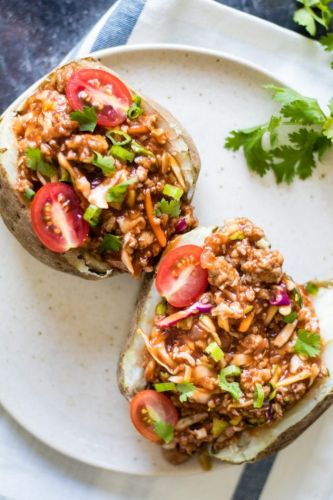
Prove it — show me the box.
[66,69,132,127]
[31,182,89,253]
[130,390,178,443]
[156,244,208,308]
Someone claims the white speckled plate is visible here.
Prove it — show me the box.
[1,45,333,475]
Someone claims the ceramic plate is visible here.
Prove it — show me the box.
[1,45,333,475]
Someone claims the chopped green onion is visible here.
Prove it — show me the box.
[218,365,243,401]
[155,301,167,315]
[212,418,229,438]
[283,311,298,323]
[294,288,303,307]
[133,95,141,106]
[24,188,35,201]
[154,382,176,392]
[253,383,265,409]
[106,129,132,146]
[60,169,70,182]
[131,140,154,157]
[92,152,115,176]
[110,144,135,163]
[106,177,137,203]
[127,95,144,120]
[162,184,184,201]
[244,305,254,314]
[83,205,102,227]
[229,230,245,241]
[205,342,224,362]
[100,234,122,253]
[305,282,319,296]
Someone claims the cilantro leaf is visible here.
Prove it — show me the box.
[154,420,174,444]
[218,365,243,401]
[70,106,97,132]
[293,329,321,357]
[225,125,272,176]
[305,282,319,296]
[106,177,137,204]
[26,147,57,178]
[320,32,333,51]
[156,198,181,217]
[264,85,305,105]
[323,116,333,139]
[92,152,115,176]
[281,99,326,125]
[100,234,122,253]
[293,1,333,36]
[177,383,196,402]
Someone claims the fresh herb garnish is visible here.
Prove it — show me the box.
[83,205,102,228]
[205,342,224,362]
[153,419,174,444]
[162,184,184,201]
[225,85,333,184]
[24,188,35,201]
[26,147,57,178]
[218,365,243,401]
[253,383,265,409]
[305,281,319,296]
[283,311,298,323]
[106,177,137,203]
[92,152,115,176]
[70,106,97,132]
[154,381,196,402]
[127,95,144,120]
[293,329,321,357]
[156,198,181,217]
[155,300,167,315]
[100,234,122,253]
[177,382,196,402]
[131,140,154,157]
[293,0,333,36]
[229,230,245,241]
[106,129,132,146]
[294,287,304,307]
[110,144,135,163]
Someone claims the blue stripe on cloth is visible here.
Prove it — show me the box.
[231,455,277,500]
[91,0,146,51]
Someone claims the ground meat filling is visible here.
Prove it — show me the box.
[13,63,197,275]
[143,218,326,460]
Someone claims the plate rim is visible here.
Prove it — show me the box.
[0,43,288,475]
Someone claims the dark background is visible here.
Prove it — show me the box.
[1,0,302,113]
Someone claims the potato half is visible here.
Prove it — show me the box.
[118,226,333,463]
[0,58,200,279]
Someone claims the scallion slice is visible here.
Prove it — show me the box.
[100,234,122,253]
[283,311,298,323]
[131,140,154,157]
[127,95,144,120]
[155,301,167,315]
[253,383,265,409]
[83,205,102,227]
[106,129,132,146]
[154,382,176,392]
[205,342,224,362]
[24,188,35,201]
[163,183,184,201]
[110,144,135,163]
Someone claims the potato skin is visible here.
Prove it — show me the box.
[0,58,200,280]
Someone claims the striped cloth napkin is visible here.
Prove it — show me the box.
[1,1,333,499]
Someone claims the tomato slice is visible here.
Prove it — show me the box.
[31,182,89,253]
[130,390,178,443]
[66,69,132,127]
[156,245,208,308]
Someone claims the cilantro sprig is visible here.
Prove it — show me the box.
[293,329,321,357]
[26,147,57,178]
[92,152,115,176]
[293,0,333,36]
[106,177,137,203]
[218,365,243,401]
[70,106,97,132]
[156,198,181,217]
[225,85,333,184]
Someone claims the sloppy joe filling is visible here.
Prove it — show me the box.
[12,62,196,275]
[140,218,326,462]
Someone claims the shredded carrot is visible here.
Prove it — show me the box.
[238,311,255,333]
[145,190,167,247]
